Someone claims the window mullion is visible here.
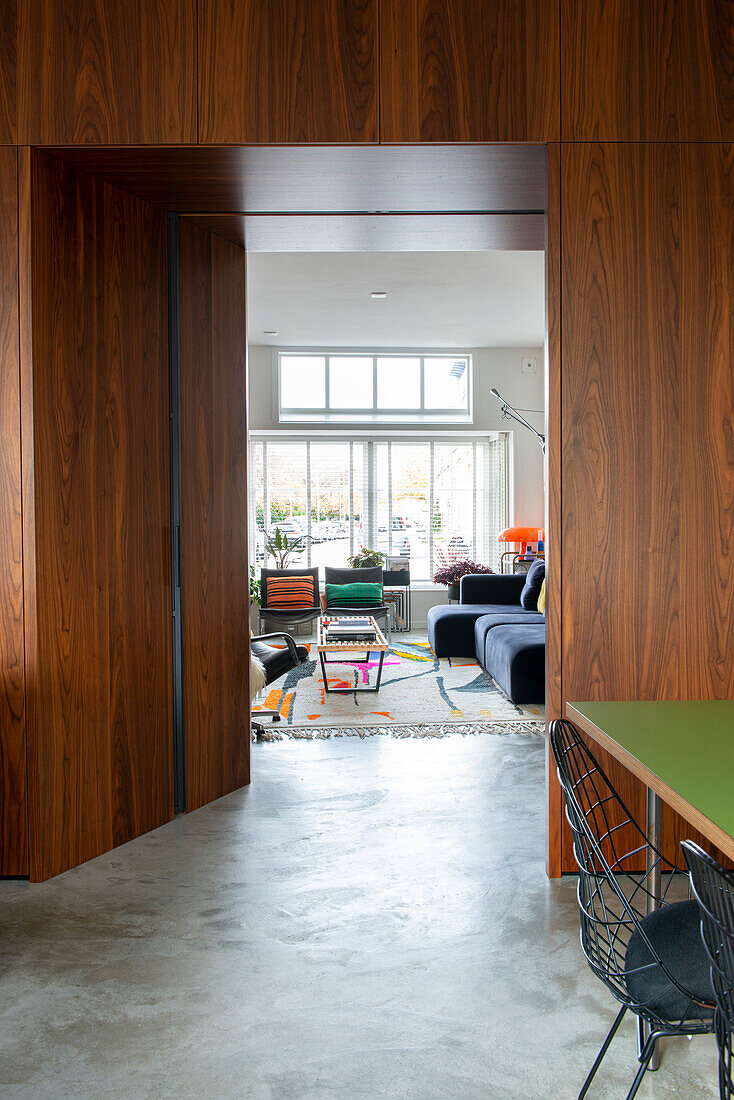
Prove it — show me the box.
[428,442,435,577]
[305,442,312,567]
[367,441,375,548]
[349,442,354,558]
[387,441,393,563]
[472,442,478,562]
[263,441,269,559]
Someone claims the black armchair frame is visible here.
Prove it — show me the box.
[682,840,734,1099]
[251,630,306,737]
[259,567,321,635]
[323,566,392,640]
[550,719,714,1100]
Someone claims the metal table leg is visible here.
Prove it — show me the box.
[639,787,662,1071]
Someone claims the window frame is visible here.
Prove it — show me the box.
[275,348,474,423]
[249,429,509,582]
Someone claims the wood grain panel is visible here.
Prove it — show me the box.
[680,144,734,701]
[562,0,734,141]
[40,144,548,214]
[18,0,196,143]
[28,152,173,880]
[380,0,560,142]
[182,212,546,252]
[559,143,683,871]
[545,143,562,878]
[0,0,17,142]
[199,0,377,143]
[0,147,27,875]
[178,220,250,812]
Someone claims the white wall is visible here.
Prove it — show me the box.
[248,345,544,624]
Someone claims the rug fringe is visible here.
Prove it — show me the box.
[253,720,545,741]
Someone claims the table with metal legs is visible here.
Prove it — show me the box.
[640,788,662,1072]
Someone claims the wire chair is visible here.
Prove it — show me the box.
[682,840,734,1099]
[550,719,715,1100]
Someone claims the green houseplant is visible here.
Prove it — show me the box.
[249,564,261,607]
[347,547,386,568]
[265,527,305,568]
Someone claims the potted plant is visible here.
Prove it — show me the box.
[347,547,386,568]
[433,559,493,602]
[265,527,305,568]
[249,564,261,607]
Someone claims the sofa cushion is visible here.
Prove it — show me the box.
[474,611,545,656]
[520,558,545,610]
[428,603,526,658]
[480,623,545,705]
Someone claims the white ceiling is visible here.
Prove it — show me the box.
[246,251,545,348]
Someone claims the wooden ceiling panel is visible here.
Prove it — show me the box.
[41,144,547,214]
[183,212,545,251]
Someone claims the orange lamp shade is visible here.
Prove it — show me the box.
[498,526,545,554]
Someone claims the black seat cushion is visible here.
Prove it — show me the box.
[624,900,715,1021]
[251,640,308,685]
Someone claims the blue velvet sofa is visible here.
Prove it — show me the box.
[427,573,545,705]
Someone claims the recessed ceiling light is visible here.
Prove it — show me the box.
[370,291,387,300]
[263,330,278,335]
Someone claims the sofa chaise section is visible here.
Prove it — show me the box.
[427,574,527,657]
[426,570,545,705]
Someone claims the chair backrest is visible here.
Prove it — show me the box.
[324,566,382,586]
[260,567,320,610]
[682,840,734,1093]
[549,719,700,1023]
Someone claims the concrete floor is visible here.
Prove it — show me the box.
[0,733,719,1099]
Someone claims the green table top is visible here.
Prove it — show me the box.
[566,701,734,858]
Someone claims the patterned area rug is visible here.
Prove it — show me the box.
[252,637,545,739]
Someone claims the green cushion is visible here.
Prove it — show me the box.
[325,582,383,608]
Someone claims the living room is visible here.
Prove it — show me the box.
[247,246,547,738]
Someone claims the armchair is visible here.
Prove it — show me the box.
[322,566,392,640]
[250,631,308,738]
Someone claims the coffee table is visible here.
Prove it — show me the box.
[317,616,389,694]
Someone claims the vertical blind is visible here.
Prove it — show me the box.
[249,435,509,579]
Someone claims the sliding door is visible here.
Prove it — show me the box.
[177,219,250,812]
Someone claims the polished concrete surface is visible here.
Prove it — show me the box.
[0,734,719,1098]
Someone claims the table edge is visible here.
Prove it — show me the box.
[565,702,734,863]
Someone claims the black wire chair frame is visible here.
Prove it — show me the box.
[550,719,715,1100]
[682,840,734,1100]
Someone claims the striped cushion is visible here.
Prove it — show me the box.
[265,575,315,609]
[326,582,383,608]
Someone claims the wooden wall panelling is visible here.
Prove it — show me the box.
[562,0,734,141]
[0,146,27,875]
[680,143,734,700]
[101,178,174,849]
[545,143,562,878]
[0,0,17,142]
[559,143,683,871]
[17,0,197,144]
[380,0,560,142]
[198,0,378,143]
[28,151,173,880]
[178,220,250,812]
